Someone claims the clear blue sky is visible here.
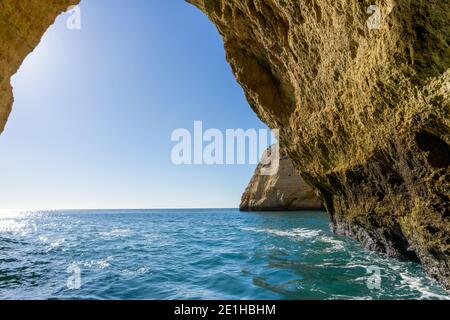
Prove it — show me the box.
[0,0,268,210]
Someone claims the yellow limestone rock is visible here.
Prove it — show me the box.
[0,0,79,133]
[0,0,448,288]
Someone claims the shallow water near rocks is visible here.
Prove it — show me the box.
[0,209,448,300]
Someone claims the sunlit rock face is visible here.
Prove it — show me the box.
[188,0,450,288]
[0,0,79,133]
[0,0,448,289]
[241,146,323,211]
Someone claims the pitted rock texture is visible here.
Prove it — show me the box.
[0,0,79,134]
[241,146,323,211]
[188,0,450,288]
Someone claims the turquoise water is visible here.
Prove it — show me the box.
[0,209,448,300]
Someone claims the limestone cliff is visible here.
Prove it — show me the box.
[241,146,323,211]
[0,0,79,134]
[0,0,449,289]
[187,0,450,288]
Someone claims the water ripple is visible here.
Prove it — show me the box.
[0,209,448,300]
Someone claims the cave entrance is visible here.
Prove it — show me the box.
[0,1,270,210]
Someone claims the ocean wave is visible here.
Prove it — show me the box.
[0,219,35,236]
[78,256,113,269]
[1,209,448,300]
[241,227,322,240]
[330,295,373,300]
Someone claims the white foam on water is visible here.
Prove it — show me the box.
[0,210,33,219]
[79,256,114,269]
[399,272,450,300]
[317,236,345,252]
[98,256,113,269]
[38,235,65,251]
[49,239,65,250]
[345,262,370,269]
[120,267,151,279]
[98,229,133,238]
[315,262,339,268]
[241,227,322,240]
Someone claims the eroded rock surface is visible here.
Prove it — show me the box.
[0,0,79,134]
[241,146,323,211]
[188,0,450,288]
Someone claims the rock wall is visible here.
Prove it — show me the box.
[0,0,79,134]
[187,0,450,288]
[241,146,323,211]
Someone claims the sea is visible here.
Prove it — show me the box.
[0,209,448,300]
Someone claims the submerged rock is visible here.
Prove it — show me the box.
[241,146,323,211]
